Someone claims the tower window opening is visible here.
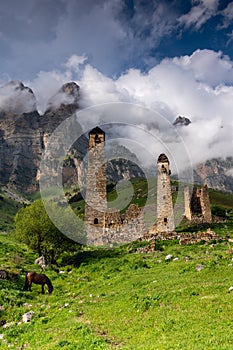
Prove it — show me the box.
[95,134,101,143]
[94,218,98,225]
[161,164,167,173]
[164,217,167,223]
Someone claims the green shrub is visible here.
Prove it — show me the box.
[14,200,80,264]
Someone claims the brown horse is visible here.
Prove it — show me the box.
[24,272,53,294]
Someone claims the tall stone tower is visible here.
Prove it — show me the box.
[157,153,175,233]
[84,127,107,245]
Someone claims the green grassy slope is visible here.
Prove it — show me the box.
[0,180,233,348]
[2,179,233,228]
[70,179,233,214]
[1,232,233,349]
[209,188,233,209]
[0,190,24,231]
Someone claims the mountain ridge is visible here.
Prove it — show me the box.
[0,80,232,194]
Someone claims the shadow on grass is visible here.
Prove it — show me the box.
[61,245,128,268]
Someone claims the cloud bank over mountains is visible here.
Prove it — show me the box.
[0,48,232,174]
[0,0,232,174]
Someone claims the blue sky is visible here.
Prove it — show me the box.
[0,0,233,80]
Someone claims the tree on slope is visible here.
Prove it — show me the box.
[14,199,81,264]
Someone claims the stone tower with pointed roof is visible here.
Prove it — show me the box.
[84,126,146,245]
[157,153,175,233]
[84,127,107,245]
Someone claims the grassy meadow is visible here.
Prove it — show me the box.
[1,229,233,349]
[0,184,233,349]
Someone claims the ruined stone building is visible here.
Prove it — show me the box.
[84,126,213,244]
[84,127,107,244]
[84,127,145,245]
[184,185,212,223]
[156,153,175,233]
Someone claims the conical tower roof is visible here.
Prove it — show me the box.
[89,126,105,136]
[157,153,169,163]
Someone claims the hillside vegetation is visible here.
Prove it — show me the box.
[1,179,233,230]
[0,183,233,349]
[0,189,24,231]
[1,230,233,349]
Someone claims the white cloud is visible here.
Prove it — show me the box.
[172,49,233,86]
[22,48,233,172]
[79,65,123,107]
[0,80,36,113]
[64,54,88,72]
[219,2,233,28]
[178,0,219,30]
[27,69,72,113]
[0,0,181,79]
[80,49,233,170]
[125,1,178,50]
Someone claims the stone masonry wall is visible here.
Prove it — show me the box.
[103,204,145,244]
[84,127,107,245]
[84,129,177,244]
[184,185,212,223]
[156,154,175,233]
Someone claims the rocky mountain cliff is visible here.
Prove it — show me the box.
[0,82,232,194]
[0,81,144,193]
[0,81,41,192]
[194,158,233,193]
[0,81,87,193]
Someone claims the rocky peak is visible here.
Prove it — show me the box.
[0,80,37,114]
[194,157,233,193]
[61,82,80,98]
[6,80,34,94]
[173,116,191,126]
[45,82,80,113]
[41,82,81,143]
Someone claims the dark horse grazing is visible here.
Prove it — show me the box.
[24,272,53,294]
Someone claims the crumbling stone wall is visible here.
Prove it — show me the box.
[184,185,212,223]
[199,185,212,222]
[103,204,145,244]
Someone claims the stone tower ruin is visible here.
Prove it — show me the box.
[184,185,212,223]
[156,153,175,233]
[84,126,145,245]
[84,127,107,245]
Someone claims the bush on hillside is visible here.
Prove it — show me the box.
[14,199,83,264]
